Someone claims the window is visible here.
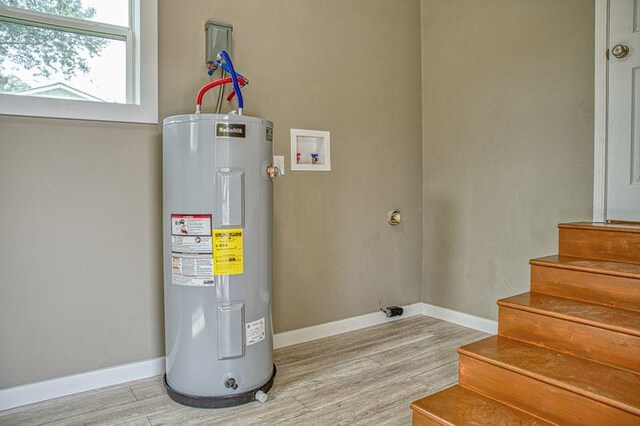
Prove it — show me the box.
[0,0,157,123]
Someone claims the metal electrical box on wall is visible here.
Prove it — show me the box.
[205,21,233,62]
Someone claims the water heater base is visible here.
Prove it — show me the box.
[164,364,277,408]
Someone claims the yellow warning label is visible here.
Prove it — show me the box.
[212,228,244,275]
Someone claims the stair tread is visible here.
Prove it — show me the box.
[498,292,640,337]
[531,255,640,279]
[411,385,552,425]
[459,336,640,415]
[559,222,640,234]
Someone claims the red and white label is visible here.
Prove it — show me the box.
[171,214,211,236]
[171,214,214,286]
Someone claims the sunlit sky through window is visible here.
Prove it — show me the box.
[84,0,129,27]
[1,0,130,103]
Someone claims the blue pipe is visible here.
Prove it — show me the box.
[207,63,246,80]
[219,50,243,112]
[220,63,245,79]
[207,62,245,80]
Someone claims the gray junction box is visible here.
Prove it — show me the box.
[162,113,276,408]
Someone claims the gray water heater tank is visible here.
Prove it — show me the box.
[162,113,276,408]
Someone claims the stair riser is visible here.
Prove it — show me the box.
[459,354,640,426]
[499,307,640,374]
[559,228,640,264]
[531,264,640,311]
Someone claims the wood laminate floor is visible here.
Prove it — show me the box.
[0,316,487,425]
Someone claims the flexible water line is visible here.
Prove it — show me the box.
[195,77,247,113]
[219,50,244,115]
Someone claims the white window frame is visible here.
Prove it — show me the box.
[0,0,157,124]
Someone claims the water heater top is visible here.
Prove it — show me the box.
[163,113,273,128]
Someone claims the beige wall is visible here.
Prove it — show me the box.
[0,118,163,389]
[420,0,595,320]
[161,0,424,332]
[0,0,423,388]
[0,0,597,390]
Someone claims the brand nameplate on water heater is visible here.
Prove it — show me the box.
[216,122,246,138]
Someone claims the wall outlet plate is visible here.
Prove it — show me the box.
[273,155,285,176]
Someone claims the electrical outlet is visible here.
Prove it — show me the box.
[273,155,285,176]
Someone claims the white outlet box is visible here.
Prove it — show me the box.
[290,129,331,172]
[273,155,285,176]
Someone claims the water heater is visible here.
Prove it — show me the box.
[162,113,276,407]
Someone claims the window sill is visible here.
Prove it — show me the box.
[0,92,158,124]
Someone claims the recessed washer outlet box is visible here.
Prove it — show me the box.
[205,21,233,63]
[290,129,331,172]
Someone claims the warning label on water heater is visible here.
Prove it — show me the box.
[212,228,244,275]
[246,317,265,345]
[171,214,214,286]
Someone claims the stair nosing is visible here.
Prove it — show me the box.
[411,402,455,426]
[529,256,640,280]
[558,222,640,234]
[459,337,640,417]
[497,295,640,338]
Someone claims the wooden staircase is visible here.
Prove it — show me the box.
[411,222,640,425]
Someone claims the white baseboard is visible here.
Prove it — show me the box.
[272,302,425,349]
[272,302,497,349]
[420,302,498,334]
[0,357,165,412]
[0,302,495,411]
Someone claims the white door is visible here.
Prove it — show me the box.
[607,0,640,221]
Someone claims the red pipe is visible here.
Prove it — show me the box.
[227,84,248,101]
[196,77,247,110]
